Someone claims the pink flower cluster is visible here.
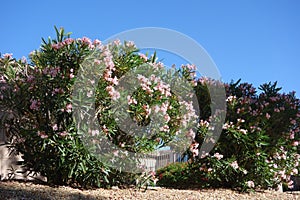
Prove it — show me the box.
[106,85,120,100]
[246,180,255,188]
[65,103,72,113]
[180,100,198,128]
[37,131,48,139]
[190,141,199,157]
[30,99,41,110]
[213,152,224,160]
[230,161,239,169]
[2,53,13,59]
[127,95,137,105]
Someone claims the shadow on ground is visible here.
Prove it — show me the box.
[0,180,109,200]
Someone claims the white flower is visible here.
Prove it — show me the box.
[246,181,255,188]
[52,124,58,131]
[226,95,236,102]
[230,161,239,169]
[213,153,223,160]
[240,129,247,135]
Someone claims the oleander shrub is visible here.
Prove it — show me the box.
[157,79,300,191]
[0,27,198,188]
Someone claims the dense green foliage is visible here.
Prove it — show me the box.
[157,79,300,191]
[1,27,299,192]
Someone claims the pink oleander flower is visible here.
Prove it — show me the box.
[66,103,72,113]
[52,88,64,95]
[290,132,295,139]
[21,56,27,63]
[30,99,41,111]
[160,125,170,132]
[222,123,230,130]
[42,68,48,75]
[142,104,151,117]
[292,168,298,175]
[94,59,101,65]
[69,69,75,79]
[160,102,169,114]
[213,152,224,160]
[113,150,119,157]
[102,125,109,135]
[246,180,255,188]
[51,43,63,50]
[125,41,135,47]
[0,75,6,83]
[152,105,160,113]
[281,153,287,160]
[226,95,236,102]
[93,39,101,46]
[37,131,48,139]
[86,90,93,97]
[199,166,206,171]
[240,129,247,135]
[186,129,195,139]
[81,37,92,45]
[127,96,137,105]
[139,53,148,61]
[288,180,294,189]
[230,161,239,169]
[3,53,13,59]
[59,131,68,137]
[49,67,59,77]
[106,86,120,100]
[274,108,280,112]
[107,76,119,85]
[291,119,297,125]
[164,114,171,122]
[52,124,58,131]
[199,120,209,128]
[186,64,196,70]
[292,141,299,147]
[63,38,74,45]
[191,80,197,86]
[266,113,271,119]
[91,129,99,136]
[237,118,245,123]
[113,39,121,46]
[190,141,199,157]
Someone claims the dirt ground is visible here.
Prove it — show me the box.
[0,180,299,200]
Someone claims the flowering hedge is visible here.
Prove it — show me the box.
[0,27,197,188]
[1,27,299,191]
[157,79,300,191]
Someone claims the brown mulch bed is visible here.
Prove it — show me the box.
[0,180,299,200]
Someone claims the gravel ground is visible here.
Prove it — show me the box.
[0,181,299,200]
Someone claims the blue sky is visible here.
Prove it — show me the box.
[1,0,300,96]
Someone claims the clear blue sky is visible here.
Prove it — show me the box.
[1,0,299,96]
